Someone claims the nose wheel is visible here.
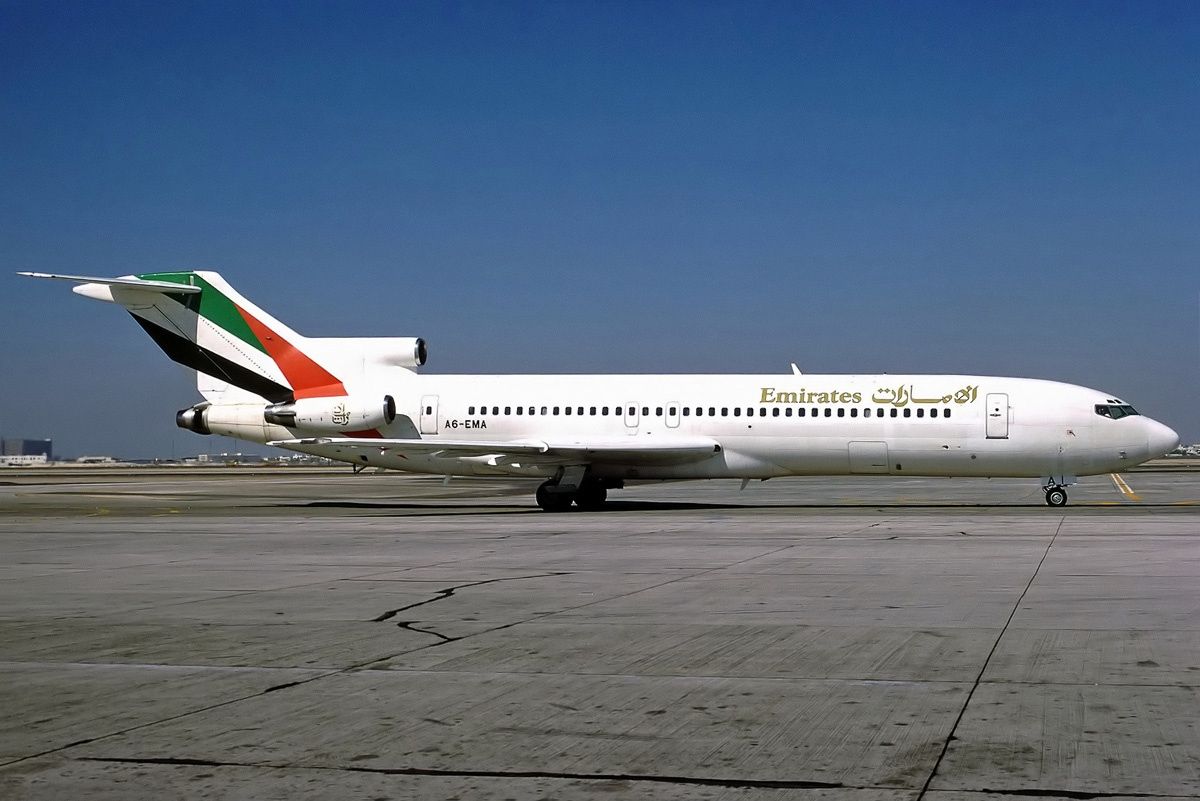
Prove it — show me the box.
[1044,485,1068,507]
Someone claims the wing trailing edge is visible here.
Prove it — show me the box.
[269,436,723,466]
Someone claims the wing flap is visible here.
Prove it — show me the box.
[269,436,721,466]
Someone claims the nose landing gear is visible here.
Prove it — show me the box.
[1040,474,1076,507]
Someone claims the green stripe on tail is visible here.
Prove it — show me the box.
[138,271,267,355]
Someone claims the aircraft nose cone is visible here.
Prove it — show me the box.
[1147,420,1180,458]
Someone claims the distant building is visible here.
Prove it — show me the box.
[0,454,49,467]
[2,438,53,460]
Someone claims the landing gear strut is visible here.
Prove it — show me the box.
[1044,484,1068,507]
[534,478,611,512]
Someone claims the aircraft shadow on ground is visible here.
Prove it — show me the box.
[265,499,1185,514]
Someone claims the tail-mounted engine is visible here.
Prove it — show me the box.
[264,395,397,433]
[308,336,427,369]
[177,395,399,439]
[176,403,211,435]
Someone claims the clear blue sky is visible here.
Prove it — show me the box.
[2,1,1197,458]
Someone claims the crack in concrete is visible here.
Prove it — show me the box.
[394,621,455,642]
[345,535,839,669]
[2,531,893,773]
[370,572,570,623]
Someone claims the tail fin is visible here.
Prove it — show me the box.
[21,270,347,403]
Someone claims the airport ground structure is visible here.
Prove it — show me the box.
[0,455,48,467]
[0,438,52,467]
[1,468,1198,800]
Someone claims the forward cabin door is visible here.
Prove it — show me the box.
[848,441,889,474]
[420,395,439,435]
[985,393,1009,439]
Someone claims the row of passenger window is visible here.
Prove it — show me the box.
[465,405,953,419]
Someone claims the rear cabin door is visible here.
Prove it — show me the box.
[848,441,889,474]
[985,393,1009,439]
[420,395,439,435]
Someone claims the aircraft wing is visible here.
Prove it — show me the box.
[269,436,722,466]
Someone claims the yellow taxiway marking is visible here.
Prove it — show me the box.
[1110,473,1142,502]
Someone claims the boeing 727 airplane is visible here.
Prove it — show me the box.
[21,271,1179,510]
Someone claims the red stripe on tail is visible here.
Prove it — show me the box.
[235,305,346,399]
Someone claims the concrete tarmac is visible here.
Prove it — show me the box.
[0,468,1197,800]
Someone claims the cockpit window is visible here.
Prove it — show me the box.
[1095,404,1139,419]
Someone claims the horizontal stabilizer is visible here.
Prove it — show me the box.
[18,272,202,294]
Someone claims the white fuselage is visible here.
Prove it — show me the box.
[23,271,1178,498]
[213,373,1175,483]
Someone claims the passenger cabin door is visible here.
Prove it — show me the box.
[624,402,639,435]
[985,393,1009,439]
[420,395,439,435]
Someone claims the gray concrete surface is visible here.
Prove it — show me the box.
[0,469,1197,800]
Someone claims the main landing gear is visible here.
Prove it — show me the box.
[535,478,611,512]
[1043,483,1068,507]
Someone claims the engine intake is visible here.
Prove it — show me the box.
[264,395,397,433]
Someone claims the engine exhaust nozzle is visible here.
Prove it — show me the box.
[176,405,211,435]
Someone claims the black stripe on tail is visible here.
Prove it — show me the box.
[131,314,294,404]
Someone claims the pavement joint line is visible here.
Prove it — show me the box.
[70,756,874,791]
[0,661,318,674]
[349,665,974,684]
[64,756,1199,798]
[947,789,1184,799]
[915,515,1066,801]
[0,668,345,771]
[348,667,1200,689]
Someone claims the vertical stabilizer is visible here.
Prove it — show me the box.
[131,271,349,402]
[21,270,424,403]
